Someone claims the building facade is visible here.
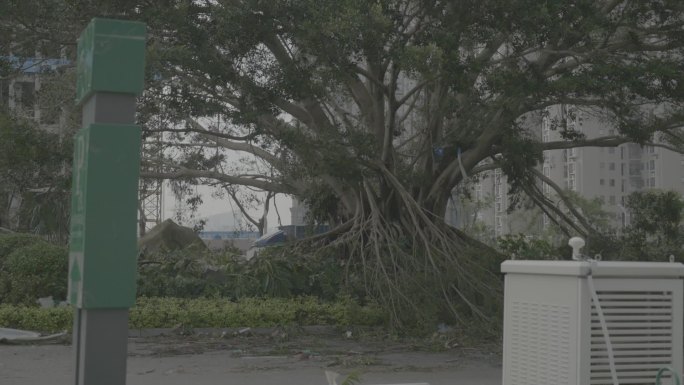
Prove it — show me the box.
[448,104,684,239]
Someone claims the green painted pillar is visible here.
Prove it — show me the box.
[69,18,146,385]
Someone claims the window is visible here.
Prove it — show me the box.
[649,160,656,171]
[650,177,656,187]
[609,195,616,205]
[610,179,615,187]
[609,148,616,154]
[620,147,625,160]
[600,179,605,186]
[600,162,605,169]
[609,163,616,171]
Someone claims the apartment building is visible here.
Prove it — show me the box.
[0,57,70,131]
[448,104,684,238]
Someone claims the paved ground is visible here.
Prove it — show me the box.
[1,327,502,385]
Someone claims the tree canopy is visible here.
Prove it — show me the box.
[0,112,72,241]
[3,0,684,327]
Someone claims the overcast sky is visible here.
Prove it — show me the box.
[162,182,292,233]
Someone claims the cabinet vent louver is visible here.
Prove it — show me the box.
[509,302,571,384]
[590,291,674,385]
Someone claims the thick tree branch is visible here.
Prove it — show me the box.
[529,167,595,234]
[140,167,295,194]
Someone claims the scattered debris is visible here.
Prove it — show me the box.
[270,327,288,340]
[443,338,459,349]
[162,366,186,375]
[170,323,194,336]
[0,328,39,340]
[0,328,67,344]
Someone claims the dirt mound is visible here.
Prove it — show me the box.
[138,219,207,256]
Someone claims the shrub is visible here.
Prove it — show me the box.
[0,242,68,305]
[0,296,387,333]
[0,233,43,264]
[0,304,72,332]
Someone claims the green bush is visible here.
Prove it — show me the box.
[0,242,68,305]
[0,304,72,332]
[0,233,43,264]
[0,296,387,333]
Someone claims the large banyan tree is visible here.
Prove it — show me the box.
[5,0,684,327]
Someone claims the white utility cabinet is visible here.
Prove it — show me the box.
[502,260,684,385]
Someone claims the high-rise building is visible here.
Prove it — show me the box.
[290,197,309,226]
[449,104,684,238]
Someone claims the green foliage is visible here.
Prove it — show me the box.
[626,190,684,245]
[137,247,346,301]
[0,241,68,305]
[0,233,43,263]
[0,296,386,333]
[0,304,72,333]
[497,191,684,263]
[137,248,231,298]
[0,112,72,242]
[497,234,560,260]
[596,190,684,262]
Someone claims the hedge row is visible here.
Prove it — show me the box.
[0,296,387,333]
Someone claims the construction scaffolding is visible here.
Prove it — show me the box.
[138,130,163,236]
